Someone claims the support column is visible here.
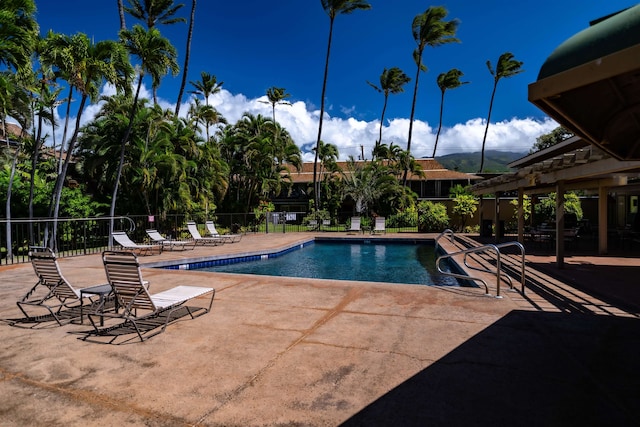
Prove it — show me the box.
[556,181,565,269]
[495,191,501,242]
[598,185,608,254]
[517,188,524,244]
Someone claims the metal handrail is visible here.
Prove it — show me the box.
[436,244,499,297]
[489,241,526,294]
[434,229,527,297]
[435,228,455,247]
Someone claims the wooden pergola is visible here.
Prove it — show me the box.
[471,136,640,268]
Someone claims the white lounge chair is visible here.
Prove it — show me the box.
[373,217,386,234]
[16,248,99,325]
[146,229,196,251]
[85,251,215,342]
[186,221,225,246]
[111,231,162,255]
[307,219,319,231]
[205,221,242,243]
[347,216,361,234]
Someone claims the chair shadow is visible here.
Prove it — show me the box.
[72,305,207,345]
[341,310,640,426]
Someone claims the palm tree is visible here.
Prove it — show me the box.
[189,72,224,140]
[124,0,185,104]
[0,0,38,73]
[313,0,371,209]
[478,52,524,173]
[0,0,37,256]
[367,67,410,156]
[405,6,459,186]
[189,71,223,106]
[432,68,468,158]
[175,0,196,116]
[314,140,339,210]
[110,24,178,234]
[261,86,291,124]
[40,33,133,248]
[124,0,186,28]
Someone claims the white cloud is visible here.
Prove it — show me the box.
[42,85,559,162]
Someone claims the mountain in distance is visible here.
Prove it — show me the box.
[435,150,527,173]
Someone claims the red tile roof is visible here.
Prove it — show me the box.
[283,159,481,183]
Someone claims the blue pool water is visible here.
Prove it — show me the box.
[199,240,464,286]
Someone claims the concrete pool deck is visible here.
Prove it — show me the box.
[1,232,639,426]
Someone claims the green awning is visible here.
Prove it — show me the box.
[529,5,640,160]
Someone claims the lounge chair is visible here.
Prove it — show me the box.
[347,216,361,234]
[186,221,225,246]
[86,251,215,342]
[111,231,162,255]
[205,220,242,243]
[373,216,386,234]
[146,229,196,251]
[16,248,98,325]
[307,219,319,231]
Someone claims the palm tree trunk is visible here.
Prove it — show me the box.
[117,0,126,30]
[28,111,44,244]
[109,74,144,242]
[57,86,74,176]
[432,89,445,158]
[49,93,88,250]
[404,51,423,187]
[479,81,498,173]
[175,0,196,116]
[376,94,389,155]
[313,16,335,210]
[5,140,20,259]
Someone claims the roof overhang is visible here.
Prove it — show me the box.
[528,5,640,161]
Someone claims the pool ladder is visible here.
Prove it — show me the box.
[435,229,526,298]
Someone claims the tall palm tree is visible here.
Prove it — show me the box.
[124,0,185,104]
[189,71,222,106]
[41,33,133,248]
[313,0,371,209]
[405,6,459,186]
[367,67,410,156]
[432,68,468,158]
[175,0,196,116]
[478,52,523,173]
[262,86,291,124]
[314,139,339,209]
[0,0,37,256]
[124,0,186,28]
[189,72,223,140]
[110,24,178,232]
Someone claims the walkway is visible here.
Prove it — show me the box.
[0,232,639,426]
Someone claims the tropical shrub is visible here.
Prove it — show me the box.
[417,201,449,232]
[535,192,583,223]
[451,194,478,231]
[387,205,418,228]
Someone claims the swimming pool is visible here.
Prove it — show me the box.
[195,239,466,287]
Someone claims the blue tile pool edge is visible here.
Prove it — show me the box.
[143,239,316,271]
[141,236,475,288]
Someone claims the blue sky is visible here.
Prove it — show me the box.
[33,1,638,160]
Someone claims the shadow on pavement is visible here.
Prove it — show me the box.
[342,310,640,426]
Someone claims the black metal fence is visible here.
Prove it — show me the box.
[0,212,418,265]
